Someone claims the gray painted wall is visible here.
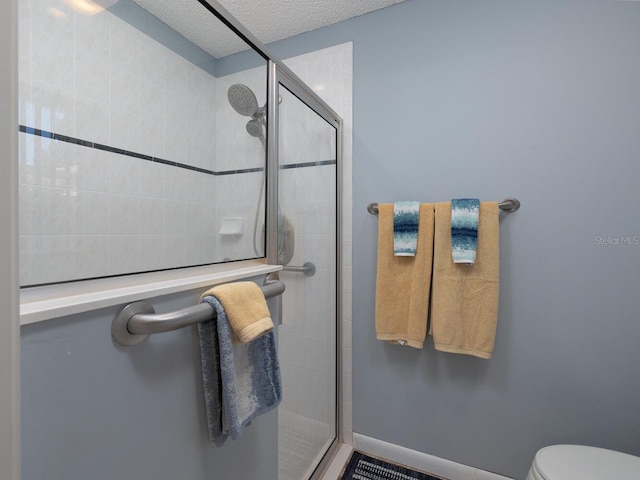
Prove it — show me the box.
[21,284,279,480]
[267,0,640,478]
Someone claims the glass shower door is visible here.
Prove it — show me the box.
[276,83,339,480]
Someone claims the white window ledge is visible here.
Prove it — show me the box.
[20,260,282,326]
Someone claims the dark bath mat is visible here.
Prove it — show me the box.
[340,450,443,480]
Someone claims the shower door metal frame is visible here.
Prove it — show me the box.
[268,60,344,479]
[197,0,344,476]
[0,0,20,477]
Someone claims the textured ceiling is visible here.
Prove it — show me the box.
[131,0,406,58]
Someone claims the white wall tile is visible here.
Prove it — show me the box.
[75,8,110,56]
[139,119,165,159]
[75,11,110,104]
[31,0,75,40]
[165,64,187,127]
[108,235,140,276]
[111,108,140,153]
[18,74,32,126]
[25,235,76,284]
[111,69,140,115]
[74,190,109,235]
[72,145,110,193]
[163,234,189,269]
[137,160,165,199]
[109,194,140,235]
[140,80,166,123]
[75,96,110,145]
[138,197,165,235]
[139,39,167,88]
[31,79,75,135]
[163,199,187,234]
[18,2,31,78]
[165,127,188,166]
[33,185,76,235]
[31,30,74,92]
[20,135,72,188]
[74,235,113,279]
[162,165,187,202]
[19,184,36,235]
[185,234,215,266]
[110,18,140,75]
[137,234,166,272]
[108,154,140,195]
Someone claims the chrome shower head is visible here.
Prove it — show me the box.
[227,84,259,117]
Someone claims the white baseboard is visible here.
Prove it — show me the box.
[352,433,514,480]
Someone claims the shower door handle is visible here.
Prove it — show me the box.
[282,261,316,276]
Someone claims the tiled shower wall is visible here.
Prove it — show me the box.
[214,70,267,261]
[18,0,269,285]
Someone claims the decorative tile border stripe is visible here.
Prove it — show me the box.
[281,159,337,169]
[19,125,336,175]
[19,125,256,176]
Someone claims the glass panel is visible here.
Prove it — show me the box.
[277,85,338,480]
[18,0,268,286]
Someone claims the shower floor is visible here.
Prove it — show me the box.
[278,411,333,480]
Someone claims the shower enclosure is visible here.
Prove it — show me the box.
[18,0,342,479]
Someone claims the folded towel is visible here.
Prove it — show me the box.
[375,203,434,348]
[451,198,480,264]
[200,281,274,343]
[394,201,420,256]
[198,296,282,446]
[431,202,500,359]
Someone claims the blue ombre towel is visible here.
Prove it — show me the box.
[393,201,420,256]
[451,198,480,264]
[198,296,282,446]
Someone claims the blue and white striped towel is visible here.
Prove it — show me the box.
[393,201,420,256]
[451,198,480,264]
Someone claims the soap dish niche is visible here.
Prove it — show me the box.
[218,217,243,236]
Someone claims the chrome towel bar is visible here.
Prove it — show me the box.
[111,280,286,346]
[366,198,521,215]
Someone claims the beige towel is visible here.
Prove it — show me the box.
[200,281,274,343]
[431,202,500,359]
[375,203,434,349]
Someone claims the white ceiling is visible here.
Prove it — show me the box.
[131,0,406,58]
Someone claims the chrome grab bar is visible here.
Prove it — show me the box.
[111,280,286,346]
